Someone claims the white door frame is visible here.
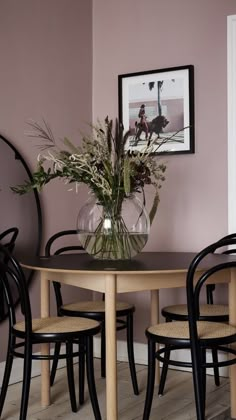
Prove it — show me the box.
[228,15,236,233]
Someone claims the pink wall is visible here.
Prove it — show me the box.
[92,0,236,342]
[0,0,236,361]
[0,0,93,362]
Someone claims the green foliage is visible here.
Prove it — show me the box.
[149,192,160,225]
[123,156,131,195]
[12,118,167,224]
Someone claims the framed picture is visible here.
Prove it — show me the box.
[118,65,194,155]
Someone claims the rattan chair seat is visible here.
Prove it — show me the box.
[148,320,236,340]
[162,303,228,317]
[62,300,134,313]
[14,316,100,334]
[44,229,139,396]
[0,243,102,419]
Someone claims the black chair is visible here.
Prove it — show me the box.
[0,227,19,320]
[143,236,236,420]
[45,229,139,396]
[160,240,233,393]
[0,244,102,420]
[0,227,19,252]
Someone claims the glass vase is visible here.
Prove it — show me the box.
[77,194,150,260]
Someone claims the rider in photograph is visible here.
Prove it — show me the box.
[138,104,149,140]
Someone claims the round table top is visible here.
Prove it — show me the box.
[20,251,234,275]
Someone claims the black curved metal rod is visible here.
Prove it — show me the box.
[0,133,43,322]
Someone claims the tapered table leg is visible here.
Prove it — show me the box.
[151,290,160,384]
[41,272,51,407]
[105,274,118,420]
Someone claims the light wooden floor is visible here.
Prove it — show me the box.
[1,359,231,419]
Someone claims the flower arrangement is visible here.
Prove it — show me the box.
[13,117,167,259]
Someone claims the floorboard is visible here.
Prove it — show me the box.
[0,359,231,419]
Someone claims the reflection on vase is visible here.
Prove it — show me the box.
[77,194,150,260]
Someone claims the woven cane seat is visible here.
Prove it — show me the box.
[148,320,236,340]
[162,304,228,318]
[62,300,134,313]
[14,316,100,334]
[44,230,139,396]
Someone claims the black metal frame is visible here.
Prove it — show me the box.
[143,235,236,420]
[0,244,101,420]
[45,229,139,396]
[0,134,43,322]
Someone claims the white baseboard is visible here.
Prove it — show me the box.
[93,337,229,378]
[0,338,228,387]
[93,336,148,365]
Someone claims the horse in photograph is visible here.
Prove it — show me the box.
[135,115,169,144]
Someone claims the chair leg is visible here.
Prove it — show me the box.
[206,284,215,304]
[212,348,220,386]
[143,339,156,420]
[50,341,61,386]
[66,341,77,413]
[127,313,139,395]
[158,345,171,396]
[86,336,102,420]
[20,341,32,420]
[0,282,5,321]
[101,323,106,378]
[201,348,206,414]
[191,344,205,420]
[79,338,85,405]
[0,334,15,417]
[158,318,172,396]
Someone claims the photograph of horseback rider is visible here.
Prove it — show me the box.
[119,65,194,154]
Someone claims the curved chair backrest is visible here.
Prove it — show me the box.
[206,234,236,304]
[0,227,19,256]
[0,228,19,319]
[45,230,84,311]
[0,244,32,333]
[45,229,83,257]
[186,236,236,343]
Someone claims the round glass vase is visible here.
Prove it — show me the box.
[77,194,150,260]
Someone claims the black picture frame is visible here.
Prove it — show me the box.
[118,65,194,155]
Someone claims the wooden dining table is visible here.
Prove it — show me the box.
[21,251,236,420]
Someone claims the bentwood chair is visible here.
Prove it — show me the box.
[160,237,233,394]
[0,244,102,420]
[0,227,19,252]
[143,236,236,420]
[45,229,139,397]
[0,227,19,320]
